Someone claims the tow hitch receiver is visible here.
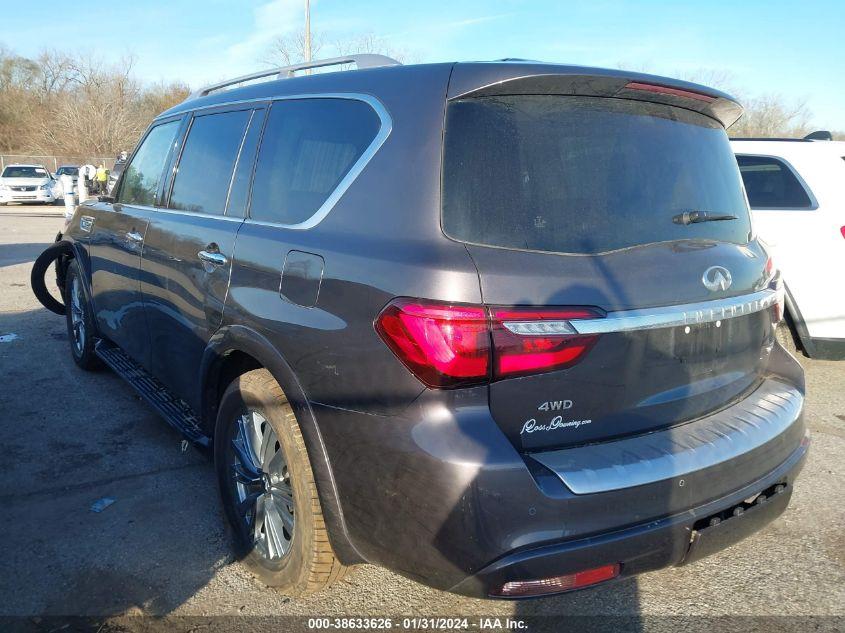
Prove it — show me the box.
[682,483,790,565]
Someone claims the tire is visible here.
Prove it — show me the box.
[64,260,101,370]
[776,319,799,356]
[214,369,348,595]
[31,242,68,315]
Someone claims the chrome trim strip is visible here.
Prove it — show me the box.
[530,378,803,495]
[503,289,778,336]
[157,93,392,231]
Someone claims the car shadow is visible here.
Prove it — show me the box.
[0,242,52,268]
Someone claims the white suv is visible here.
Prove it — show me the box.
[732,133,845,359]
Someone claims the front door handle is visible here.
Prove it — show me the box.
[198,249,228,267]
[125,230,144,243]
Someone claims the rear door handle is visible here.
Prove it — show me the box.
[198,249,228,267]
[125,230,144,242]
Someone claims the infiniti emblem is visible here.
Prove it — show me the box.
[702,266,732,292]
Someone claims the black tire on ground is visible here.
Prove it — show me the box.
[776,319,799,356]
[64,260,101,370]
[214,369,349,595]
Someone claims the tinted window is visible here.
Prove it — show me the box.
[736,156,813,209]
[250,98,380,225]
[170,109,251,215]
[443,96,751,255]
[119,121,179,206]
[226,108,265,217]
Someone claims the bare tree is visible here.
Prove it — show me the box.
[263,32,324,67]
[333,33,407,62]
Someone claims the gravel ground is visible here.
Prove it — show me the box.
[1,207,843,631]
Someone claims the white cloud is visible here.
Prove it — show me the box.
[225,0,304,67]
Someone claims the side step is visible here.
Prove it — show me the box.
[95,340,211,448]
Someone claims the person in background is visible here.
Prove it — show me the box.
[95,164,108,194]
[80,164,96,192]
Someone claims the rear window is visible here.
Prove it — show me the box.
[169,109,252,215]
[736,155,813,209]
[249,98,380,225]
[442,96,751,255]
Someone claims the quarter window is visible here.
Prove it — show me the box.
[119,121,180,206]
[169,109,252,215]
[249,98,381,225]
[736,155,813,209]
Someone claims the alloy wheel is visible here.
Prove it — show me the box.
[70,276,85,354]
[231,410,295,560]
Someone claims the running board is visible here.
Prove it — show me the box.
[95,340,211,447]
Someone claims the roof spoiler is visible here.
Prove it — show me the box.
[447,63,744,128]
[186,54,402,101]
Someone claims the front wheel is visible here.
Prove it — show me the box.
[214,369,348,595]
[64,260,101,370]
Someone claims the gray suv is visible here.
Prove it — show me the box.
[32,56,808,599]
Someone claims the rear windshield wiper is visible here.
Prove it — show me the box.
[672,210,738,225]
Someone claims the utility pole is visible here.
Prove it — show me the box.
[304,0,312,63]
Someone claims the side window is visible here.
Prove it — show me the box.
[250,98,381,225]
[118,121,180,206]
[169,109,252,215]
[736,155,813,209]
[226,108,266,218]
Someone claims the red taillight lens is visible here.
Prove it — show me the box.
[375,299,603,388]
[840,226,845,239]
[490,307,601,379]
[491,563,620,598]
[624,81,716,103]
[374,299,490,388]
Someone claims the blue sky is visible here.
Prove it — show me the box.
[4,0,844,128]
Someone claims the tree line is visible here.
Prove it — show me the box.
[0,43,838,160]
[0,47,188,158]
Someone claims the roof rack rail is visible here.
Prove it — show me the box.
[187,54,402,101]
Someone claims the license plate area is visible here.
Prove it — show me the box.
[681,482,790,565]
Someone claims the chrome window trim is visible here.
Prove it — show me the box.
[155,92,392,231]
[735,153,819,211]
[503,288,779,336]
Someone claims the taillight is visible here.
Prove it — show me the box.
[840,226,845,239]
[490,307,602,379]
[374,299,490,388]
[764,256,785,323]
[375,299,602,388]
[491,563,620,598]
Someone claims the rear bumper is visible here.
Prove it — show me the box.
[450,436,807,597]
[313,354,807,598]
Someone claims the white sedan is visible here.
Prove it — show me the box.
[0,164,57,205]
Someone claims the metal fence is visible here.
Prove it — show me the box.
[1,154,116,172]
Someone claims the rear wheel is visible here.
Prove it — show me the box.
[776,319,799,356]
[64,260,101,370]
[214,369,348,595]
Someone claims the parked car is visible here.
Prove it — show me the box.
[731,135,845,359]
[0,164,56,205]
[33,57,808,599]
[54,165,80,200]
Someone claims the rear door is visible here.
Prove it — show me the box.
[140,105,264,410]
[89,118,182,368]
[442,93,778,451]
